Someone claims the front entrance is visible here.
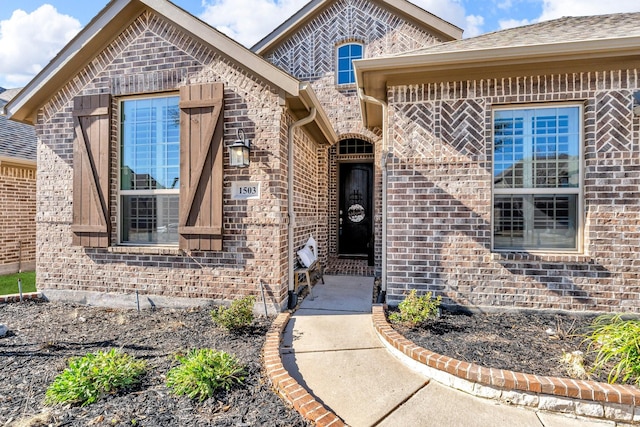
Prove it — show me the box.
[338,162,373,259]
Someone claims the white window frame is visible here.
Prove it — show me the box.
[336,42,363,85]
[117,93,180,246]
[491,103,584,253]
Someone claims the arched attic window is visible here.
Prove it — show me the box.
[336,43,363,85]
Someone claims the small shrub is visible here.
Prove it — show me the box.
[211,295,256,331]
[166,349,246,401]
[584,314,640,385]
[44,349,146,406]
[389,289,441,327]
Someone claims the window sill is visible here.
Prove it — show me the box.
[336,83,357,91]
[108,246,183,256]
[490,251,590,263]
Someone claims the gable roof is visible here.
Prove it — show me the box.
[252,0,462,55]
[356,12,640,127]
[0,88,37,163]
[4,0,336,144]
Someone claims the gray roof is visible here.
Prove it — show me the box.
[406,12,640,55]
[0,88,37,162]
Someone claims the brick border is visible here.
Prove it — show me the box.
[372,305,640,424]
[0,292,42,304]
[262,312,346,427]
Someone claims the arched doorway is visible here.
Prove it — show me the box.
[330,138,375,273]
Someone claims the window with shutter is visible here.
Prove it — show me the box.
[178,83,224,251]
[71,94,111,247]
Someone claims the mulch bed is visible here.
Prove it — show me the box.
[389,307,619,384]
[0,300,310,427]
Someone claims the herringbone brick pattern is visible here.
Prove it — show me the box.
[595,90,635,153]
[386,69,640,312]
[265,0,442,79]
[439,99,485,159]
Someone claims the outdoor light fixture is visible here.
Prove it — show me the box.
[633,91,640,116]
[229,129,250,168]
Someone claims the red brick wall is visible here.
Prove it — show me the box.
[0,163,36,274]
[386,71,640,312]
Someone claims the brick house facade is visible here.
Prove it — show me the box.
[4,0,639,313]
[356,14,640,312]
[0,89,36,275]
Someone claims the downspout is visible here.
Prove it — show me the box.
[288,107,317,306]
[358,88,388,303]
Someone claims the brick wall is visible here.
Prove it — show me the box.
[386,71,640,312]
[264,0,443,137]
[0,163,36,274]
[35,11,322,309]
[263,0,441,265]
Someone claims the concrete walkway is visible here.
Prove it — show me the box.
[281,275,616,427]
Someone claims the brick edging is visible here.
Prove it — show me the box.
[372,305,640,423]
[0,292,42,304]
[262,312,346,427]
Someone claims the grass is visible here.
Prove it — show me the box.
[0,271,36,295]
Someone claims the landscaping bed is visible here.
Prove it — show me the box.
[389,307,620,384]
[0,300,310,427]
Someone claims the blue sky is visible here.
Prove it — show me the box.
[1,0,639,88]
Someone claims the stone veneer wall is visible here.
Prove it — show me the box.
[35,11,323,310]
[386,71,640,312]
[0,163,36,275]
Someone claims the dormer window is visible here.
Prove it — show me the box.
[336,43,363,85]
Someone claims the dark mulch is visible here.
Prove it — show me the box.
[0,301,310,427]
[389,307,620,384]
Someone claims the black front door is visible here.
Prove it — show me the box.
[339,162,373,257]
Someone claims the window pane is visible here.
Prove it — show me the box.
[494,107,579,189]
[494,194,578,250]
[121,96,180,190]
[121,195,179,244]
[120,95,180,246]
[336,43,363,85]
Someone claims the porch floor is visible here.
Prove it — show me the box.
[324,255,375,277]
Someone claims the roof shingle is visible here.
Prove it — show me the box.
[0,88,37,162]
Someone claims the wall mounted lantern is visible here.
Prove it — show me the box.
[229,129,250,168]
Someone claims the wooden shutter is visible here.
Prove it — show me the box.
[178,83,224,251]
[71,94,111,247]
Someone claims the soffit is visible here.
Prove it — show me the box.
[357,35,640,128]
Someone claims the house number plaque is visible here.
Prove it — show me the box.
[231,181,261,200]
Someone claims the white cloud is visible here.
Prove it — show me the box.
[464,15,485,38]
[201,0,483,45]
[412,0,471,32]
[539,0,640,21]
[199,0,308,47]
[498,18,532,30]
[0,5,81,88]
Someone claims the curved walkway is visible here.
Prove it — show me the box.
[264,276,637,426]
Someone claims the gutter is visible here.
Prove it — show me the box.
[358,88,388,303]
[287,107,317,301]
[355,35,640,76]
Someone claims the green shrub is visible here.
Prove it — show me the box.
[166,349,246,401]
[44,349,146,406]
[211,295,256,331]
[389,289,441,327]
[584,314,640,385]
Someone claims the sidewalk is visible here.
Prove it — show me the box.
[280,275,616,427]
